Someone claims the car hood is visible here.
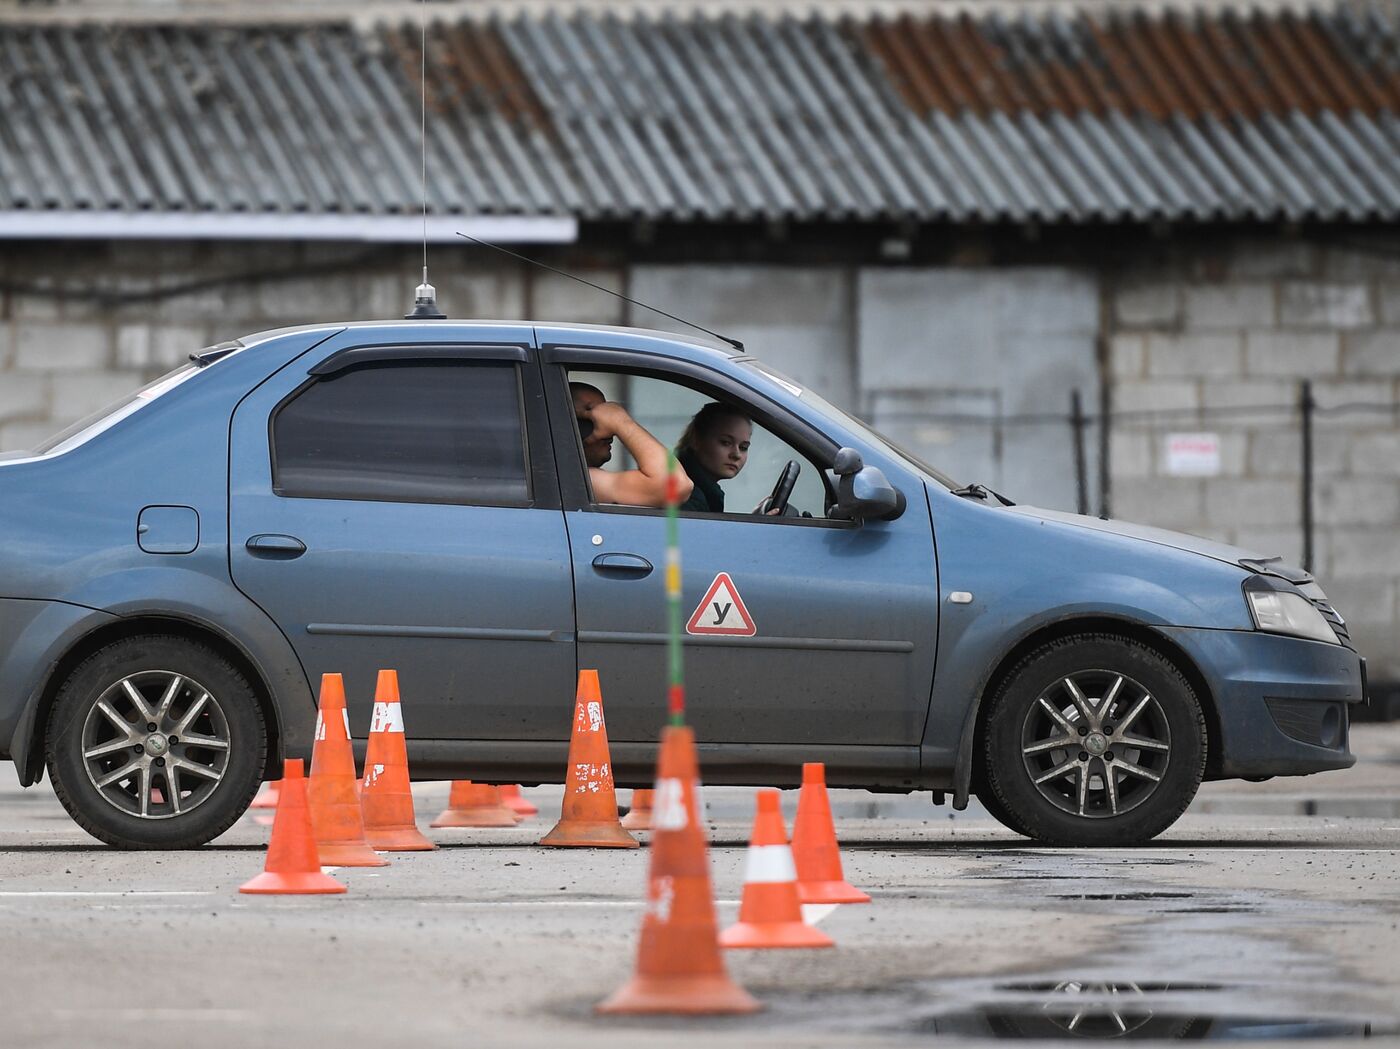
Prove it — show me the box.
[1003,504,1264,570]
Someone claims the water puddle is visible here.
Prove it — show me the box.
[905,982,1390,1041]
[915,1008,1379,1039]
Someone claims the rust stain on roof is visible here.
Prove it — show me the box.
[860,7,1400,121]
[385,21,549,132]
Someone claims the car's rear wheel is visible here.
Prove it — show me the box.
[45,635,265,849]
[981,634,1206,847]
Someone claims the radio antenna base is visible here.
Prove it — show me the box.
[405,266,446,320]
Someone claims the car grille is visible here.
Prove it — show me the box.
[1311,599,1353,649]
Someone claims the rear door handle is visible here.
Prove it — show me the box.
[591,552,653,578]
[245,534,306,559]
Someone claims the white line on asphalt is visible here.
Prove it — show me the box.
[52,1009,249,1021]
[425,899,743,907]
[801,903,839,925]
[0,890,214,897]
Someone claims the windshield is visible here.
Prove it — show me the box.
[27,363,201,456]
[742,359,961,490]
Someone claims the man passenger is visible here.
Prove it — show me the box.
[570,382,693,508]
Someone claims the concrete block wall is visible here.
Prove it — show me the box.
[1107,237,1400,675]
[0,241,618,451]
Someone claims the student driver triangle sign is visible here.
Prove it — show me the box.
[686,572,756,637]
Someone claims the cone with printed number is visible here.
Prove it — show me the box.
[431,781,519,828]
[500,784,537,818]
[597,725,760,1015]
[240,759,346,895]
[307,673,387,867]
[360,669,436,851]
[540,670,637,848]
[621,788,654,831]
[250,780,280,809]
[720,789,834,949]
[792,762,870,905]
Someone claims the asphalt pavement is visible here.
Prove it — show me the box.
[1,726,1398,1047]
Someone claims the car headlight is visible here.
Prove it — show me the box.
[1245,586,1339,644]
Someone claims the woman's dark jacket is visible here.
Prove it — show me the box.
[678,448,724,513]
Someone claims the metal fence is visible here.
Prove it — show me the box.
[874,380,1400,576]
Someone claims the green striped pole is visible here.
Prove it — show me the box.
[664,450,685,727]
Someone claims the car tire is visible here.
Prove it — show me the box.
[975,785,1031,837]
[982,634,1206,847]
[45,635,266,849]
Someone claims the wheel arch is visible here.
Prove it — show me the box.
[955,615,1221,808]
[26,614,283,785]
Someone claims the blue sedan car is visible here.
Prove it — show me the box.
[0,320,1365,848]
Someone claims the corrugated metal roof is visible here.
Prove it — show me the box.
[2,5,1400,229]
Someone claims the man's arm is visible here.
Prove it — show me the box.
[587,402,693,507]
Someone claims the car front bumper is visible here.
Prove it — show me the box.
[1160,625,1365,779]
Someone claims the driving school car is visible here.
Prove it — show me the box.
[0,320,1366,848]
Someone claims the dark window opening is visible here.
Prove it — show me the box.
[273,361,529,505]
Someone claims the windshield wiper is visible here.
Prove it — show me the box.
[950,482,1016,507]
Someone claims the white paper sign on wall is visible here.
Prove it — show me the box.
[1164,433,1222,477]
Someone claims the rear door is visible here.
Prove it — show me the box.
[228,329,575,742]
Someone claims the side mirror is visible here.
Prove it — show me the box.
[830,447,904,522]
[832,447,864,477]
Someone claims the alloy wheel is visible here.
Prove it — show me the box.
[1019,670,1171,819]
[80,670,231,819]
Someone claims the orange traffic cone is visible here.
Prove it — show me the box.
[500,784,538,818]
[431,781,519,828]
[792,762,870,905]
[250,780,280,809]
[240,759,346,895]
[307,673,387,867]
[360,670,436,852]
[720,789,834,949]
[540,671,637,848]
[621,788,654,831]
[596,725,760,1015]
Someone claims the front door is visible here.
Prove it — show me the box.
[544,346,938,779]
[228,329,575,742]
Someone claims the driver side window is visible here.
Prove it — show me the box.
[568,368,830,520]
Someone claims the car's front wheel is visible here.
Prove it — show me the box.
[45,635,265,848]
[981,634,1206,847]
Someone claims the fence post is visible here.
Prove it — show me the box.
[1071,389,1089,516]
[1301,379,1315,574]
[1098,376,1112,519]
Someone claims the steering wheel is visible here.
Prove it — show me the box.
[761,460,800,516]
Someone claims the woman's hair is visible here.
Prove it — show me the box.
[677,402,751,453]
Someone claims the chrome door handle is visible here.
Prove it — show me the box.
[245,534,306,559]
[591,552,653,578]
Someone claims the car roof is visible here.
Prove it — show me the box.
[237,319,740,364]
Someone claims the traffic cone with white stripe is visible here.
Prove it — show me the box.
[431,781,519,827]
[621,788,654,831]
[360,669,436,852]
[240,759,346,896]
[540,670,637,848]
[500,784,538,818]
[720,789,834,949]
[596,725,759,1014]
[308,673,387,866]
[792,762,870,905]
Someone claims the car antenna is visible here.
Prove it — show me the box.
[405,0,445,320]
[454,231,744,352]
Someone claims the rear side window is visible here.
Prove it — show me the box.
[272,361,529,505]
